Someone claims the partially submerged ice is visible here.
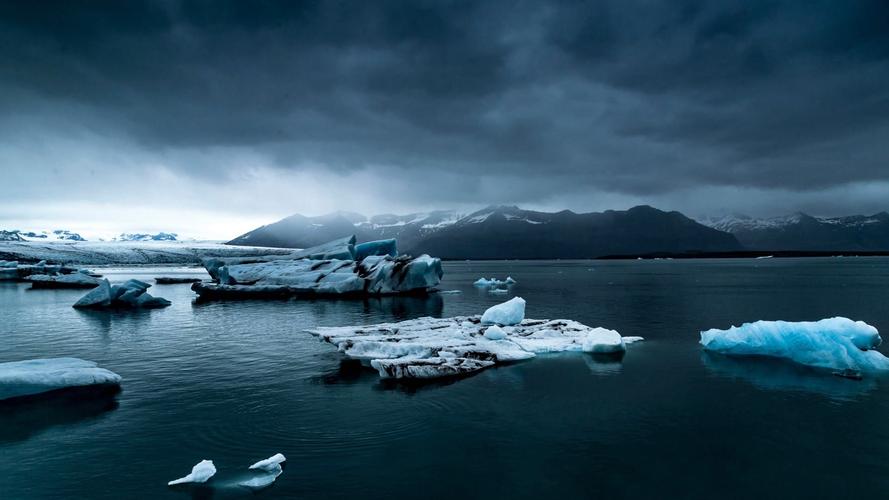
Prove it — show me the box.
[240,453,287,490]
[73,279,172,309]
[0,358,121,401]
[168,460,217,486]
[700,317,889,374]
[311,299,641,380]
[194,236,442,299]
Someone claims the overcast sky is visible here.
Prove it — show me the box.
[2,0,888,239]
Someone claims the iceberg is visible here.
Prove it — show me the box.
[73,279,171,309]
[481,297,526,325]
[240,453,286,490]
[311,312,641,381]
[0,358,121,401]
[194,236,443,299]
[700,317,889,374]
[354,238,397,260]
[168,460,216,486]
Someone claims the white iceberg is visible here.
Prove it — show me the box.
[481,297,526,326]
[311,314,640,380]
[484,325,507,340]
[473,276,516,287]
[73,279,171,309]
[240,453,286,490]
[700,317,889,373]
[0,358,121,401]
[168,460,217,486]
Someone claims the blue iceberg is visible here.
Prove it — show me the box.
[700,317,889,374]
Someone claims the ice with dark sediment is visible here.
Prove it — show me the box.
[311,298,641,380]
[0,358,121,401]
[0,259,84,281]
[194,236,443,299]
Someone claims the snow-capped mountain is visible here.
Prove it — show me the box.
[228,205,742,258]
[698,212,889,250]
[0,229,86,242]
[115,232,178,242]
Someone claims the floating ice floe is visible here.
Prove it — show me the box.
[311,300,640,380]
[26,271,103,289]
[193,236,442,299]
[0,358,121,401]
[154,277,203,284]
[73,279,172,309]
[168,460,217,486]
[473,276,516,287]
[240,453,287,490]
[700,317,889,375]
[481,296,525,326]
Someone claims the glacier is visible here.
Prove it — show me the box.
[310,299,641,380]
[700,317,889,374]
[0,358,122,401]
[73,279,172,309]
[194,236,443,299]
[168,460,216,486]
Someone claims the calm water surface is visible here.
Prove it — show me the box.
[2,258,889,499]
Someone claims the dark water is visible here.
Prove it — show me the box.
[2,258,889,499]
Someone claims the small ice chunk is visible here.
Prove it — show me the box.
[582,328,626,353]
[474,277,515,287]
[481,297,526,326]
[240,453,286,490]
[168,460,216,486]
[622,336,644,344]
[484,325,507,340]
[249,453,286,471]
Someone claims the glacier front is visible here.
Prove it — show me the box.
[700,317,889,374]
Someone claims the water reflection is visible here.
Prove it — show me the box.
[701,351,878,402]
[0,386,120,443]
[583,352,625,376]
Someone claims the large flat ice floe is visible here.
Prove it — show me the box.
[0,358,122,401]
[311,302,640,380]
[0,259,83,281]
[701,317,889,374]
[193,235,443,299]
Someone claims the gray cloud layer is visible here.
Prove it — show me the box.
[2,0,888,237]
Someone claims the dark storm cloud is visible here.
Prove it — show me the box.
[1,0,888,215]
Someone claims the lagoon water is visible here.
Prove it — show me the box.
[2,258,889,498]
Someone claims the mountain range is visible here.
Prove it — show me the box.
[698,212,889,251]
[228,205,743,258]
